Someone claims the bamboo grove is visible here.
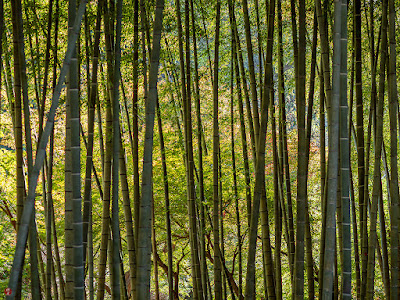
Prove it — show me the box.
[0,0,400,298]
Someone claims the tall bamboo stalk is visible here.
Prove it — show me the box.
[293,0,307,296]
[241,0,260,142]
[135,0,164,297]
[321,0,341,296]
[111,0,123,298]
[96,0,115,296]
[338,0,350,297]
[213,2,222,299]
[365,0,388,297]
[82,0,102,264]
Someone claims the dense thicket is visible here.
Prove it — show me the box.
[0,0,400,299]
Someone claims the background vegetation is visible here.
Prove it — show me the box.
[1,0,400,299]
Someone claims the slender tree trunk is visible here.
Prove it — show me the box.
[82,0,102,263]
[303,10,318,300]
[181,0,203,298]
[111,0,123,298]
[65,1,79,298]
[190,0,208,296]
[135,0,164,297]
[241,0,260,142]
[156,96,174,300]
[349,38,362,300]
[361,2,378,296]
[51,13,65,297]
[68,0,85,297]
[321,0,341,296]
[152,201,160,300]
[230,49,243,299]
[338,0,351,297]
[213,2,222,299]
[276,0,295,277]
[293,0,307,296]
[353,1,366,295]
[10,0,27,296]
[45,126,55,300]
[96,0,115,296]
[271,94,282,300]
[378,168,390,298]
[132,1,140,273]
[228,0,255,228]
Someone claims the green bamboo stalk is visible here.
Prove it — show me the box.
[349,45,362,299]
[68,0,85,297]
[378,168,390,298]
[321,0,341,296]
[51,258,59,300]
[271,94,282,300]
[365,0,388,296]
[189,0,208,295]
[276,0,295,278]
[39,2,54,297]
[132,0,140,265]
[254,0,264,102]
[213,2,222,299]
[339,0,351,297]
[64,1,77,297]
[233,18,256,164]
[303,10,318,300]
[259,97,276,299]
[13,0,41,296]
[293,0,307,296]
[184,0,203,297]
[227,1,255,229]
[82,0,102,264]
[111,0,123,298]
[135,0,164,297]
[361,3,379,295]
[10,0,33,297]
[46,128,55,300]
[96,1,115,296]
[230,47,243,299]
[353,1,365,294]
[50,8,64,296]
[156,96,174,300]
[241,0,260,141]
